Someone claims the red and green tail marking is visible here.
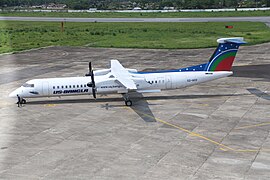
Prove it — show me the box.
[208,50,237,71]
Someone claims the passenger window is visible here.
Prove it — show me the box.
[69,85,71,88]
[84,84,86,87]
[73,85,75,88]
[81,85,83,88]
[61,86,64,88]
[57,86,59,89]
[65,86,68,88]
[77,85,79,88]
[155,81,157,83]
[53,86,55,89]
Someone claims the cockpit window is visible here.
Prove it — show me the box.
[22,83,34,88]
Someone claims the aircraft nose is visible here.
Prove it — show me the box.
[9,91,17,98]
[9,88,21,98]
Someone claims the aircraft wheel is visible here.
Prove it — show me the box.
[21,99,27,104]
[125,100,132,106]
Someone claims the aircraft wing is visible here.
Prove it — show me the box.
[110,59,137,90]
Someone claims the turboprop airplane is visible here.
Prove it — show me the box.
[9,37,246,106]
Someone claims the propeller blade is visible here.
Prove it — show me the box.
[91,72,96,99]
[91,72,95,86]
[92,88,96,99]
[85,62,92,76]
[89,62,92,73]
[88,62,96,99]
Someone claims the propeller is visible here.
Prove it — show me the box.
[86,62,97,99]
[91,71,96,99]
[85,62,92,76]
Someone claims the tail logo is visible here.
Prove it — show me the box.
[207,50,237,71]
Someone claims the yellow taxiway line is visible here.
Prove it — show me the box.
[44,104,56,107]
[235,122,270,130]
[125,107,270,153]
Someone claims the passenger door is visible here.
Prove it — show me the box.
[42,82,49,96]
[157,77,165,89]
[165,75,172,89]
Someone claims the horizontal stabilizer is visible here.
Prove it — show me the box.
[217,37,246,44]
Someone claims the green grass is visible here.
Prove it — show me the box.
[0,21,269,54]
[1,10,270,18]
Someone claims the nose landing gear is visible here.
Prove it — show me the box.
[16,95,26,107]
[21,99,27,104]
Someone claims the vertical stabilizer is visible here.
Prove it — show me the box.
[206,37,246,71]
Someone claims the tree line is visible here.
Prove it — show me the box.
[1,0,270,10]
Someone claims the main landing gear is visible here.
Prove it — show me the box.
[122,94,132,106]
[125,100,132,106]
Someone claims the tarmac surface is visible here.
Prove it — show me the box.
[0,44,270,179]
[1,16,270,24]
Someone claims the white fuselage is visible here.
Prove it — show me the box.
[9,71,232,98]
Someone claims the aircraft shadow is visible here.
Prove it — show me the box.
[129,92,157,122]
[27,93,247,123]
[247,88,270,101]
[27,93,244,105]
[232,64,270,81]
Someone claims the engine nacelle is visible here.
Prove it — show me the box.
[127,68,137,73]
[93,68,137,76]
[93,69,111,76]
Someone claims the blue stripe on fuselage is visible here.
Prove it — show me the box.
[131,63,207,74]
